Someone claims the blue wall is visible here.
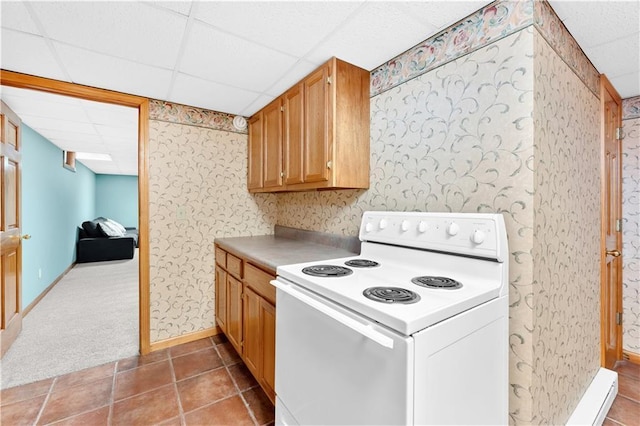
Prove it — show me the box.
[21,125,96,309]
[95,174,138,228]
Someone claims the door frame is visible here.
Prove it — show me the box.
[0,70,151,354]
[599,74,623,367]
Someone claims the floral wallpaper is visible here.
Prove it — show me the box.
[623,96,640,121]
[149,99,247,134]
[279,28,537,423]
[622,115,640,354]
[148,120,276,342]
[371,0,599,99]
[531,31,601,425]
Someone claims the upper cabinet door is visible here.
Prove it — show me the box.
[247,113,264,190]
[303,64,330,184]
[262,98,284,189]
[283,83,304,185]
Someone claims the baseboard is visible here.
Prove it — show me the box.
[149,327,220,352]
[23,263,75,317]
[623,350,640,364]
[567,367,618,425]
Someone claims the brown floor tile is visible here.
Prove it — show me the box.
[606,395,640,426]
[0,395,46,426]
[111,384,180,426]
[216,341,242,366]
[117,349,168,372]
[177,368,236,413]
[52,362,115,391]
[211,333,228,345]
[169,338,214,358]
[1,378,54,406]
[616,361,640,380]
[114,360,173,401]
[46,406,109,426]
[172,348,223,381]
[228,363,259,391]
[619,373,640,403]
[39,376,113,425]
[603,418,624,426]
[242,387,275,425]
[156,417,183,426]
[184,395,253,426]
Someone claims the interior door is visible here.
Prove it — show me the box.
[1,101,23,358]
[600,75,623,369]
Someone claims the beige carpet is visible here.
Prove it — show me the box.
[0,251,139,389]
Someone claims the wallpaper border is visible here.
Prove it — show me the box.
[370,0,599,98]
[623,96,640,120]
[149,99,248,134]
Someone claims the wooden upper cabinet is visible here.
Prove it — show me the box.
[262,98,284,189]
[247,113,263,190]
[248,57,370,193]
[283,83,304,185]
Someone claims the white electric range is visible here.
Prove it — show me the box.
[271,211,509,425]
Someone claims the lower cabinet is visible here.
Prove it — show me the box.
[214,244,276,404]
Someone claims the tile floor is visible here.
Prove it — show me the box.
[605,360,640,426]
[0,335,274,426]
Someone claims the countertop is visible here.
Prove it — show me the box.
[214,234,358,273]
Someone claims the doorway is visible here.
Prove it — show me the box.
[0,70,151,357]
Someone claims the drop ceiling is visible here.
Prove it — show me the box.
[1,1,638,176]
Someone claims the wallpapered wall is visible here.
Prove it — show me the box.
[148,120,276,342]
[622,114,640,354]
[279,28,537,423]
[531,31,601,424]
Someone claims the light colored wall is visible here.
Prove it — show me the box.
[95,174,138,228]
[21,125,96,309]
[277,28,537,422]
[531,31,601,424]
[622,102,640,354]
[148,118,277,342]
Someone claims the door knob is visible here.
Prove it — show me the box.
[22,234,31,240]
[606,249,621,257]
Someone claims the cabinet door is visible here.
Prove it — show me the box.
[283,83,304,185]
[304,65,330,183]
[214,265,227,333]
[243,286,261,378]
[226,275,243,353]
[261,299,276,403]
[263,98,283,189]
[247,113,263,190]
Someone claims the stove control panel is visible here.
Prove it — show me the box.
[359,211,508,262]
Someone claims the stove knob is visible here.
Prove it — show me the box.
[471,229,485,245]
[379,219,388,230]
[365,222,373,233]
[447,222,460,236]
[417,221,428,233]
[401,220,410,232]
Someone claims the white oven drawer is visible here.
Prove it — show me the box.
[272,277,413,426]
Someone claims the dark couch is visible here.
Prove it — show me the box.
[77,217,138,263]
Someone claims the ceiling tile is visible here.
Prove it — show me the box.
[168,73,260,116]
[194,1,364,57]
[305,2,438,70]
[54,42,174,100]
[1,93,89,122]
[95,124,136,140]
[17,114,96,135]
[178,21,298,93]
[609,71,640,100]
[265,60,321,97]
[29,2,187,68]
[394,1,491,31]
[0,29,68,81]
[83,103,138,127]
[551,1,640,48]
[1,85,82,105]
[239,94,276,117]
[585,33,639,77]
[143,1,193,16]
[0,1,40,35]
[42,129,103,144]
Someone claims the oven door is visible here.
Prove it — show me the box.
[272,277,413,426]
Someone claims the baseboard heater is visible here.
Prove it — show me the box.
[567,367,618,425]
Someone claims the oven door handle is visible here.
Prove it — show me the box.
[271,279,395,349]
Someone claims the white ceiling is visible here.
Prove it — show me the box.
[1,1,638,176]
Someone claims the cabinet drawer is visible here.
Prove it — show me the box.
[215,246,227,268]
[245,263,276,305]
[227,254,243,279]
